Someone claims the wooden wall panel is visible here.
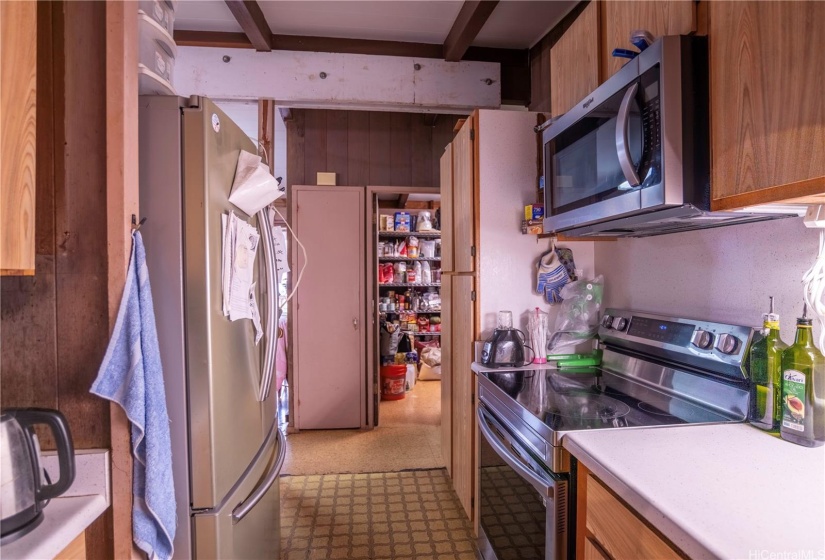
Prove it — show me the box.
[326,111,349,186]
[0,0,37,274]
[286,109,305,187]
[451,116,475,273]
[347,111,370,186]
[440,144,454,273]
[303,109,328,184]
[389,113,412,186]
[368,112,392,185]
[286,109,460,190]
[410,117,432,187]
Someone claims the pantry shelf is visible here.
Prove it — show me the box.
[382,310,441,314]
[379,257,442,262]
[378,231,441,238]
[401,331,442,337]
[379,283,441,288]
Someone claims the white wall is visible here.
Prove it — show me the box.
[595,216,817,343]
[476,110,596,339]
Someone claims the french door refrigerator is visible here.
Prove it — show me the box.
[138,95,284,559]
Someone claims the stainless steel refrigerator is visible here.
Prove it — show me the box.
[138,96,284,559]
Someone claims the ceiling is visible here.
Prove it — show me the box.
[174,0,578,50]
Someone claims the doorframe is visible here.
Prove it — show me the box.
[365,185,440,429]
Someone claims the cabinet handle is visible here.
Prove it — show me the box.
[353,318,358,330]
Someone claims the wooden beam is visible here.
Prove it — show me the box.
[174,30,253,49]
[224,0,272,51]
[443,1,500,62]
[258,99,275,173]
[398,193,410,208]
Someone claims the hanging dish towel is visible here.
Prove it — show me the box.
[91,231,175,560]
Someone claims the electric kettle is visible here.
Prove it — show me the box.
[0,408,75,543]
[481,311,533,368]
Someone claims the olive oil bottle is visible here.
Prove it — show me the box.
[780,304,825,447]
[749,297,788,431]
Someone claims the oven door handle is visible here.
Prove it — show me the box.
[615,81,641,188]
[477,406,555,498]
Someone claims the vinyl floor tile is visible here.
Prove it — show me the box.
[281,469,478,560]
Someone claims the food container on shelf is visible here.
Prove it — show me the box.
[138,0,175,36]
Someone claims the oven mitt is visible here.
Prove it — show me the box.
[537,250,570,304]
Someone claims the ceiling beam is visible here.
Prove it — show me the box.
[224,0,272,51]
[172,29,532,106]
[443,1,500,62]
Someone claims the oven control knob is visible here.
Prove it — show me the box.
[613,317,628,331]
[716,333,741,355]
[691,329,714,350]
[601,315,614,329]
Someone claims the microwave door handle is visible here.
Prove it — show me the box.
[615,81,641,187]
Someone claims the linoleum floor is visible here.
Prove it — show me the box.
[281,379,443,475]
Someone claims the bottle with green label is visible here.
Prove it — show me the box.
[749,297,788,431]
[780,304,824,447]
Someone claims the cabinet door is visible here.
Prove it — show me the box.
[451,117,475,273]
[586,474,682,560]
[602,1,696,80]
[710,1,825,208]
[0,0,36,275]
[451,274,475,522]
[583,537,611,560]
[440,273,452,475]
[550,1,600,116]
[293,186,366,429]
[440,144,454,272]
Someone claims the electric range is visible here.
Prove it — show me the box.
[473,309,756,560]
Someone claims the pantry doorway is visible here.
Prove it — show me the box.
[367,186,443,435]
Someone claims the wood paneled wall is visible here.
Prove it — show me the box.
[285,109,462,189]
[0,2,113,557]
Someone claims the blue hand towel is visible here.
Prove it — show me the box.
[91,231,176,560]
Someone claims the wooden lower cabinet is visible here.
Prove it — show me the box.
[578,467,683,560]
[56,531,87,560]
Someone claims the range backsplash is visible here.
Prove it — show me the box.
[595,215,817,343]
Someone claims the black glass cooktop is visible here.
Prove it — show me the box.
[479,368,731,432]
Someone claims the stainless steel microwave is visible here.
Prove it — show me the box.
[541,35,790,237]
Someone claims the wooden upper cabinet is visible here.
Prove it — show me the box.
[550,1,600,116]
[602,1,696,80]
[710,1,825,209]
[451,116,475,273]
[439,144,454,273]
[0,0,37,275]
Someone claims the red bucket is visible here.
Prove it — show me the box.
[380,365,407,401]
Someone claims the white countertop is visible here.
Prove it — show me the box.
[564,424,825,559]
[1,450,110,560]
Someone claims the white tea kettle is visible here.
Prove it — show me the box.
[0,409,75,543]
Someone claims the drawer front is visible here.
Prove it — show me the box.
[586,475,682,560]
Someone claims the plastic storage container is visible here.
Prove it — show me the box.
[138,12,177,94]
[380,365,406,401]
[138,0,175,36]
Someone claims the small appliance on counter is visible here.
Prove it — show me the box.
[0,408,75,544]
[481,311,532,368]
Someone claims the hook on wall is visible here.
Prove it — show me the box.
[131,214,147,232]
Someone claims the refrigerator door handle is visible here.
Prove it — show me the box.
[257,206,279,402]
[231,424,286,523]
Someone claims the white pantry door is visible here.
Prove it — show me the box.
[293,186,365,429]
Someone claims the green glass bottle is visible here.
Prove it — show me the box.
[749,297,788,431]
[780,304,825,447]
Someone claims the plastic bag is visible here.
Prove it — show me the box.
[547,275,604,354]
[228,150,282,215]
